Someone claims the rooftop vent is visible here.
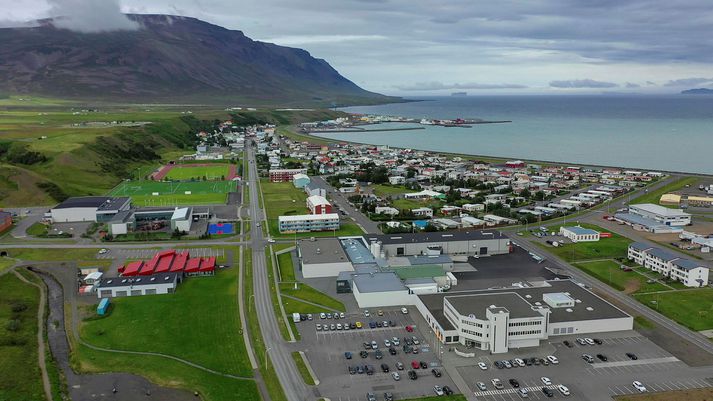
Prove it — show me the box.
[121,279,127,283]
[150,277,156,281]
[136,278,141,282]
[164,276,170,281]
[489,304,497,308]
[107,279,113,284]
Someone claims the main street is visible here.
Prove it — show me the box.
[245,142,313,401]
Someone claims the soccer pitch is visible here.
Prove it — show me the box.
[109,180,236,206]
[164,165,230,180]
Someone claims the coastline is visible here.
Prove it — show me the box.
[288,123,709,177]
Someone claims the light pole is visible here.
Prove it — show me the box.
[265,347,272,367]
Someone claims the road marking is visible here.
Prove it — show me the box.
[592,356,678,368]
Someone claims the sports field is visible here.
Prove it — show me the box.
[109,180,236,205]
[157,163,236,181]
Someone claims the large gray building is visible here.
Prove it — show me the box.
[366,231,510,258]
[50,196,131,223]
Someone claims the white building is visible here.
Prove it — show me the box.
[560,226,600,242]
[629,204,691,226]
[297,238,354,278]
[50,196,131,223]
[627,243,709,287]
[278,213,340,233]
[95,273,181,298]
[462,203,485,213]
[404,190,444,200]
[375,206,399,216]
[388,176,406,185]
[411,207,434,218]
[306,195,332,215]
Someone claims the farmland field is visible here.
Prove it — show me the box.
[109,180,236,206]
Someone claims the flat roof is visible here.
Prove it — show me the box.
[614,213,673,230]
[98,273,178,288]
[279,213,339,222]
[54,196,129,210]
[367,230,506,245]
[340,237,375,265]
[299,238,349,265]
[446,292,543,320]
[407,255,452,265]
[630,203,690,217]
[562,226,599,236]
[391,265,446,280]
[352,272,407,293]
[419,280,628,329]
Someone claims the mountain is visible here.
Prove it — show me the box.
[681,88,713,95]
[0,14,398,106]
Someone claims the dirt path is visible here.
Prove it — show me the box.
[13,269,53,401]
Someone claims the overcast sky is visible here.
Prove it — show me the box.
[3,0,713,95]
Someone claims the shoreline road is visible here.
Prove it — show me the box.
[246,143,314,401]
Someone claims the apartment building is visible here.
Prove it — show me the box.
[627,242,709,287]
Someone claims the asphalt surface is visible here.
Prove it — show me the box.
[310,176,383,234]
[246,143,314,401]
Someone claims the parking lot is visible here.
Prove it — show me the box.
[449,331,713,401]
[299,307,457,401]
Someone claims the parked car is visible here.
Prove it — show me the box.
[596,354,608,362]
[364,310,370,317]
[582,354,594,363]
[344,352,352,359]
[392,337,400,345]
[431,368,442,377]
[371,340,378,349]
[375,350,383,360]
[384,339,391,347]
[541,377,552,386]
[367,392,376,401]
[365,365,374,375]
[514,358,525,367]
[542,387,554,397]
[389,347,397,355]
[378,310,384,316]
[585,338,595,346]
[509,379,520,388]
[336,323,342,330]
[348,366,356,374]
[494,360,504,369]
[476,382,487,391]
[626,352,638,360]
[576,338,587,345]
[326,313,332,319]
[443,386,453,395]
[405,325,414,332]
[401,307,409,314]
[316,324,321,330]
[491,379,504,390]
[360,351,368,358]
[381,363,390,373]
[339,312,346,319]
[408,370,417,380]
[376,321,383,328]
[593,338,603,345]
[633,381,647,392]
[356,365,364,374]
[320,313,326,319]
[419,361,428,369]
[330,324,336,330]
[546,355,559,365]
[412,337,420,345]
[396,362,404,370]
[384,392,394,401]
[433,385,444,396]
[478,362,488,370]
[503,360,512,369]
[391,372,400,381]
[518,388,529,398]
[411,360,420,369]
[356,321,363,329]
[563,340,573,348]
[557,385,570,396]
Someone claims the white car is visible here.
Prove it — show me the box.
[392,337,400,346]
[364,310,371,317]
[557,385,570,396]
[518,388,529,398]
[98,248,108,254]
[632,381,647,392]
[491,379,504,390]
[476,382,487,391]
[477,362,488,370]
[319,313,326,319]
[336,323,343,330]
[391,372,400,381]
[384,339,391,347]
[339,312,346,319]
[585,338,595,346]
[401,307,409,314]
[433,385,444,396]
[546,355,559,365]
[541,377,552,386]
[514,358,525,367]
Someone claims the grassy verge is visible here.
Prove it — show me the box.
[279,282,345,311]
[634,316,655,329]
[0,272,44,401]
[629,176,699,206]
[573,260,670,293]
[276,250,296,282]
[535,223,632,262]
[26,222,48,236]
[0,257,15,274]
[291,352,315,385]
[244,251,289,401]
[634,288,713,331]
[266,249,291,341]
[371,184,411,198]
[9,248,103,262]
[615,387,713,401]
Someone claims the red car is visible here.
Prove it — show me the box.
[411,360,420,369]
[406,325,414,332]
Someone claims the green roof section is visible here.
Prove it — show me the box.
[389,265,446,279]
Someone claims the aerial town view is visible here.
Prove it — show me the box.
[2,2,713,401]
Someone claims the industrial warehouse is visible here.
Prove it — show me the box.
[295,230,634,353]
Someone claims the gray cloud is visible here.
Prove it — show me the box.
[625,82,641,88]
[663,77,713,87]
[48,0,139,32]
[394,81,528,91]
[550,79,618,88]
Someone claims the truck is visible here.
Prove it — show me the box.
[292,313,301,323]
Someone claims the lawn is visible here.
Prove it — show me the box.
[634,288,713,331]
[392,198,443,211]
[0,257,16,274]
[282,297,332,315]
[164,164,231,181]
[9,247,103,262]
[260,180,364,238]
[80,266,252,376]
[573,260,670,293]
[291,352,315,385]
[279,282,346,311]
[109,180,236,206]
[537,223,632,262]
[277,251,296,282]
[630,176,698,207]
[26,222,49,236]
[371,184,411,198]
[0,272,44,401]
[615,387,713,401]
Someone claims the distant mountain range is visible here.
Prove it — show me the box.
[681,88,713,95]
[0,14,398,106]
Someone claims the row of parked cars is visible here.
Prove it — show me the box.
[563,337,602,347]
[316,319,399,332]
[479,378,570,398]
[493,355,559,369]
[582,352,637,363]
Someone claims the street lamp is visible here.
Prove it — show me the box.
[265,347,272,367]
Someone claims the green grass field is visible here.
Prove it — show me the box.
[372,184,411,198]
[573,260,670,293]
[109,180,236,206]
[0,257,16,274]
[165,165,231,181]
[291,352,315,385]
[537,223,632,262]
[0,272,44,401]
[277,251,296,282]
[630,176,698,207]
[260,180,363,238]
[634,289,713,331]
[279,282,346,311]
[80,266,252,376]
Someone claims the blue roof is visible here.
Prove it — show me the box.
[407,255,452,265]
[672,258,703,271]
[412,220,429,228]
[645,247,679,262]
[614,213,670,230]
[562,226,599,235]
[340,238,376,265]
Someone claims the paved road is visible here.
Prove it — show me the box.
[246,142,314,401]
[311,176,383,234]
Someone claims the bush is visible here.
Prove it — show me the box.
[11,303,28,313]
[5,319,20,332]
